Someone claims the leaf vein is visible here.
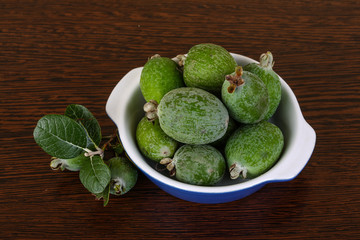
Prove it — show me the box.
[37,125,85,151]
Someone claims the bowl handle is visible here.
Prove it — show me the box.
[271,119,316,181]
[105,67,143,123]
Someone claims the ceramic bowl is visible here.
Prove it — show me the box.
[106,53,316,204]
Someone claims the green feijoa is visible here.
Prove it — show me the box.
[161,145,226,186]
[221,66,269,124]
[225,121,284,179]
[151,87,229,145]
[108,157,138,196]
[140,54,184,103]
[50,154,87,171]
[183,43,237,94]
[243,51,281,120]
[136,116,178,162]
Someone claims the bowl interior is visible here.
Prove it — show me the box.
[106,53,311,193]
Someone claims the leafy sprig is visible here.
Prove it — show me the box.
[33,104,135,206]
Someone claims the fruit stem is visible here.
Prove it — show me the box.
[259,51,275,69]
[225,66,245,93]
[84,146,104,158]
[101,130,118,151]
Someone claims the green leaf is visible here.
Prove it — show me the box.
[79,155,111,194]
[33,114,88,159]
[94,184,111,207]
[65,104,102,150]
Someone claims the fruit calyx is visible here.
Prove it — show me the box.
[50,157,65,171]
[229,163,247,179]
[144,100,159,121]
[160,157,176,176]
[225,66,245,93]
[259,51,275,69]
[150,54,161,60]
[112,177,125,195]
[175,54,186,67]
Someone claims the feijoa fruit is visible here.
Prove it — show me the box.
[140,54,184,103]
[136,116,178,162]
[161,144,226,186]
[183,43,237,94]
[243,51,281,119]
[225,121,284,179]
[146,87,229,145]
[108,157,138,195]
[221,66,269,124]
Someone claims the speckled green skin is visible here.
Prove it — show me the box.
[173,145,225,186]
[183,43,237,94]
[221,71,269,124]
[243,63,281,120]
[225,121,284,179]
[158,87,229,144]
[136,117,178,162]
[109,157,138,195]
[140,56,184,103]
[61,154,86,171]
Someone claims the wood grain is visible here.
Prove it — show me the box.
[1,0,359,239]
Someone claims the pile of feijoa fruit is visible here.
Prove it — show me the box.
[136,43,284,186]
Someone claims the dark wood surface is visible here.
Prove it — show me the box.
[1,0,359,239]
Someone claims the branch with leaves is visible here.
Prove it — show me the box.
[33,104,138,206]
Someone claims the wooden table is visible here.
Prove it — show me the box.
[1,1,359,239]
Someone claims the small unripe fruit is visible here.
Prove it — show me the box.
[109,157,138,195]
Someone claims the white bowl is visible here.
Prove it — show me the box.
[106,53,316,204]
